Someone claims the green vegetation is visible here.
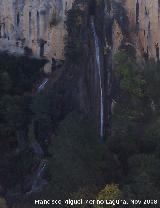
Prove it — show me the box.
[0,53,46,94]
[0,197,7,208]
[0,53,47,198]
[65,6,85,65]
[108,51,160,203]
[114,52,145,97]
[94,184,122,208]
[42,112,108,199]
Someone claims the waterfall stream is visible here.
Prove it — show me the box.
[91,17,104,139]
[37,78,49,92]
[26,162,47,195]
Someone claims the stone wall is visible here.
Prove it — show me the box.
[0,0,74,72]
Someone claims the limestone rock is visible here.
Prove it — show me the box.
[121,0,160,60]
[1,0,160,72]
[0,0,74,72]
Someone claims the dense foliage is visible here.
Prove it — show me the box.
[108,52,160,203]
[65,4,85,65]
[0,54,47,202]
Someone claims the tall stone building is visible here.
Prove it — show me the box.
[0,0,74,72]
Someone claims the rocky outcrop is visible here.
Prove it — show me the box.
[124,0,160,61]
[110,0,160,61]
[62,0,160,138]
[0,0,160,73]
[0,0,74,72]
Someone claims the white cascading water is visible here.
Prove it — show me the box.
[26,162,47,194]
[91,17,104,139]
[37,78,49,92]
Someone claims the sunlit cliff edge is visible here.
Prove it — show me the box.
[0,0,160,72]
[0,0,74,72]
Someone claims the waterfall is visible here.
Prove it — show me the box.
[26,162,47,195]
[91,17,104,139]
[31,139,44,158]
[37,78,48,92]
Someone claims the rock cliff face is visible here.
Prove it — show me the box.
[63,0,160,138]
[112,0,160,61]
[0,0,73,72]
[0,0,160,73]
[127,0,160,60]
